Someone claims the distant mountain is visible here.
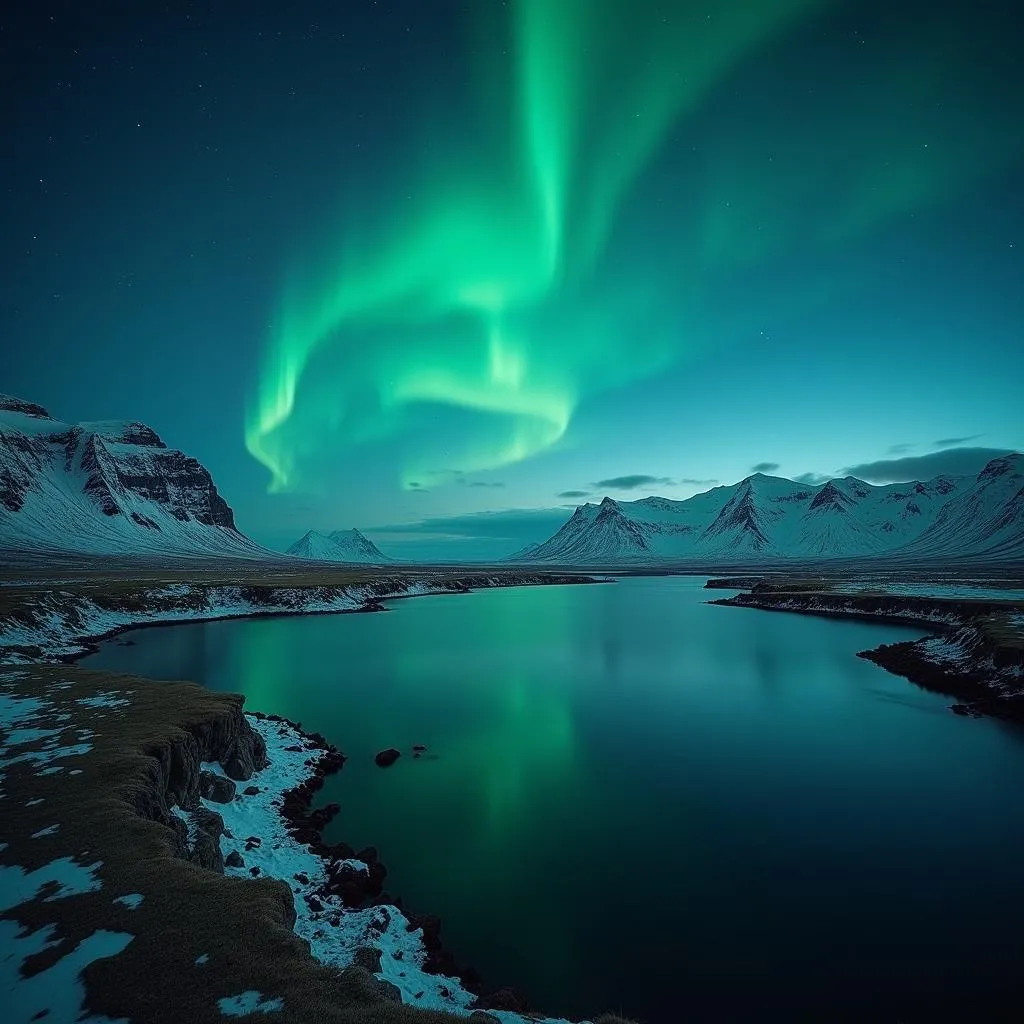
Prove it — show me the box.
[286,528,390,564]
[512,456,1024,564]
[0,394,266,558]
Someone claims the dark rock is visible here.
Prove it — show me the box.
[245,836,261,846]
[309,802,341,828]
[406,913,442,949]
[479,987,529,1012]
[249,866,261,877]
[242,785,261,796]
[305,895,324,913]
[199,770,236,804]
[374,747,401,767]
[468,1013,501,1024]
[293,872,310,885]
[355,845,378,864]
[225,850,244,868]
[188,807,225,873]
[412,744,427,752]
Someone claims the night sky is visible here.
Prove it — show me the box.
[3,1,1022,559]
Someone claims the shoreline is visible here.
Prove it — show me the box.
[0,568,612,1024]
[0,570,607,664]
[707,583,1024,722]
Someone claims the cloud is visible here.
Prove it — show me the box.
[557,490,591,499]
[750,462,779,473]
[840,447,1016,483]
[887,443,915,455]
[464,480,505,488]
[794,471,829,484]
[933,434,982,447]
[592,474,676,491]
[679,477,719,486]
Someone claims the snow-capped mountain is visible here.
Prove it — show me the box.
[286,528,390,564]
[514,456,1024,564]
[0,395,266,558]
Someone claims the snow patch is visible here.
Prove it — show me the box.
[30,824,59,838]
[0,856,103,911]
[1,921,133,1024]
[77,691,130,709]
[114,892,144,910]
[218,991,284,1016]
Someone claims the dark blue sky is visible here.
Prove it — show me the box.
[3,1,1021,558]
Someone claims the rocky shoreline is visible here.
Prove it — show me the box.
[0,569,615,1024]
[708,582,1024,722]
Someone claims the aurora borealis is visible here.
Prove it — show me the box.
[4,0,1023,555]
[245,0,826,492]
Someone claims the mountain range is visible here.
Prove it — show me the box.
[511,455,1024,564]
[286,529,390,564]
[0,395,265,558]
[4,393,1020,566]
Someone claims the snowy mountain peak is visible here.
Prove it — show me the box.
[0,399,266,558]
[80,420,166,448]
[808,479,856,512]
[978,453,1022,481]
[511,454,1024,564]
[286,528,390,563]
[0,395,53,419]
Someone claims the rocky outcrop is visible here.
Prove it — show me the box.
[375,748,401,767]
[190,807,227,872]
[200,770,236,803]
[0,394,52,418]
[121,693,267,869]
[858,624,1024,720]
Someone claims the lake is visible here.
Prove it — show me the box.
[81,576,1024,1021]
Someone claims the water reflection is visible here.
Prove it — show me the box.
[81,578,1024,1021]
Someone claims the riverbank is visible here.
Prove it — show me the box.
[0,567,626,1024]
[0,568,604,663]
[707,580,1024,721]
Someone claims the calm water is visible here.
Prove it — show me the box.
[82,577,1024,1021]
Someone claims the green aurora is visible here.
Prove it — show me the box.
[245,0,1022,495]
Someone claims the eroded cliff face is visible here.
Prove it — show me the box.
[124,693,269,874]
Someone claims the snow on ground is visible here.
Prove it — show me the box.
[113,893,144,910]
[200,717,476,1014]
[919,636,969,664]
[200,716,594,1023]
[0,857,104,909]
[218,991,285,1016]
[76,692,131,709]
[1,921,134,1024]
[0,845,125,1024]
[0,678,99,787]
[832,582,1024,600]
